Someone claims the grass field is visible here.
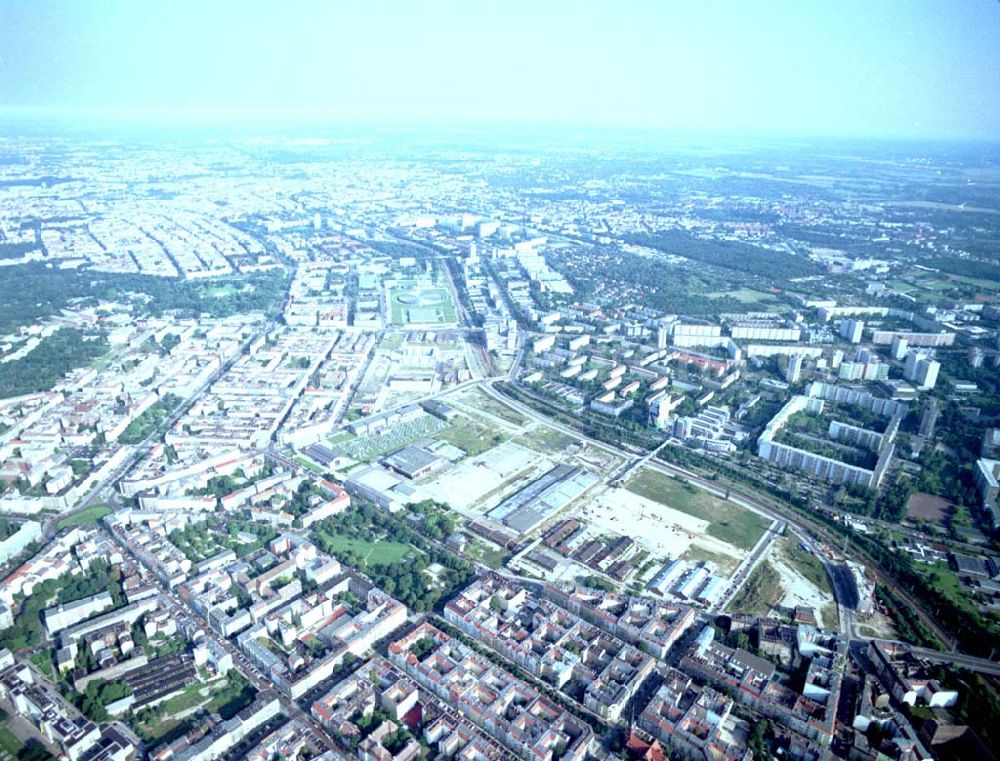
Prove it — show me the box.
[118,393,182,444]
[885,279,915,292]
[311,531,413,566]
[436,418,507,457]
[626,469,771,551]
[913,276,952,292]
[0,726,24,759]
[779,540,833,595]
[203,284,238,299]
[56,505,113,531]
[470,388,528,426]
[947,274,1000,291]
[728,560,782,615]
[707,287,778,305]
[381,332,406,350]
[519,425,577,453]
[90,346,118,371]
[924,566,987,625]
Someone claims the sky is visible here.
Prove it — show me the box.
[0,0,998,140]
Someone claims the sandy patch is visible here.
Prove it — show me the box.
[570,485,745,568]
[770,550,835,627]
[855,610,897,639]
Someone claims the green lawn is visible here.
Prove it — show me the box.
[312,532,413,566]
[380,332,406,351]
[0,726,23,757]
[202,284,238,298]
[118,393,182,444]
[625,469,771,551]
[28,651,54,678]
[134,675,255,743]
[56,505,113,531]
[293,455,326,474]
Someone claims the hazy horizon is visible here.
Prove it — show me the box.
[1,0,999,142]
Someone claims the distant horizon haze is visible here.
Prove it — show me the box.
[1,0,998,142]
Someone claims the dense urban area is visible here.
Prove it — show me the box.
[0,131,998,761]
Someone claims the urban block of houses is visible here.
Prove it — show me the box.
[388,622,594,761]
[444,575,655,721]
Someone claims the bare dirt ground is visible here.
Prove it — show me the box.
[906,491,951,526]
[769,546,837,629]
[570,485,746,571]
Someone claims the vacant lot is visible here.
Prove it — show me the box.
[728,560,783,615]
[779,539,833,596]
[468,388,528,426]
[771,539,836,626]
[575,481,757,583]
[626,469,771,551]
[682,543,740,576]
[435,417,507,457]
[293,454,326,474]
[519,424,577,453]
[464,538,510,570]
